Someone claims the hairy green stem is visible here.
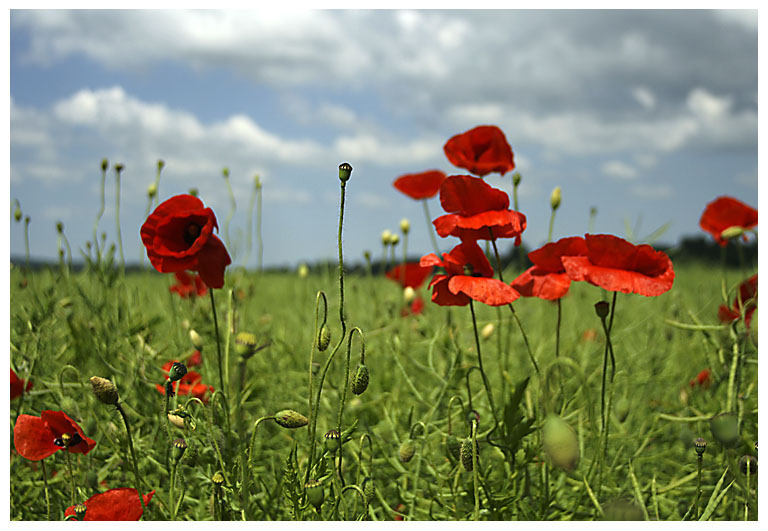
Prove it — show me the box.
[116,403,147,515]
[209,290,226,397]
[115,167,125,271]
[40,458,51,520]
[64,450,75,506]
[469,300,498,425]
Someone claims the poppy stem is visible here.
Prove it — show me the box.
[469,300,498,425]
[116,403,147,515]
[421,199,441,255]
[40,458,51,520]
[114,165,125,272]
[256,179,263,272]
[64,450,75,506]
[470,418,480,521]
[23,216,31,275]
[208,290,226,397]
[93,163,106,264]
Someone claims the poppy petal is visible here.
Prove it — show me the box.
[448,276,519,306]
[393,170,447,200]
[430,276,470,306]
[511,266,572,300]
[699,196,758,246]
[439,175,509,216]
[13,415,60,461]
[64,488,155,521]
[196,235,232,289]
[528,236,588,272]
[443,126,515,177]
[386,262,433,289]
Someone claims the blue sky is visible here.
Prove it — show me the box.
[8,9,758,270]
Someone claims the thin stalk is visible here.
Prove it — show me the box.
[223,173,236,252]
[471,419,480,521]
[209,290,226,397]
[256,181,263,272]
[163,384,173,447]
[469,300,498,425]
[94,164,106,263]
[115,166,125,271]
[421,199,440,255]
[547,209,556,243]
[116,403,147,514]
[696,455,703,519]
[336,328,364,487]
[308,292,328,421]
[65,451,75,506]
[169,460,179,520]
[23,216,30,273]
[40,458,51,520]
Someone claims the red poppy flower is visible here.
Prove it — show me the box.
[155,360,214,402]
[386,262,433,289]
[689,368,712,389]
[561,234,675,297]
[64,488,155,521]
[511,237,588,300]
[443,125,515,177]
[13,410,96,461]
[187,349,202,368]
[140,194,231,289]
[433,175,527,242]
[401,295,425,317]
[393,170,447,200]
[11,368,33,400]
[718,274,757,328]
[169,270,208,298]
[420,240,520,307]
[699,196,758,246]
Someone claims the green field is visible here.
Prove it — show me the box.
[9,256,757,521]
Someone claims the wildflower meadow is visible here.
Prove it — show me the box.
[9,125,757,521]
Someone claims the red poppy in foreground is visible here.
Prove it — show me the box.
[386,262,433,289]
[718,274,757,328]
[169,270,208,298]
[393,170,447,200]
[140,194,231,289]
[443,125,515,177]
[64,488,155,521]
[11,368,33,400]
[155,360,214,402]
[420,240,520,306]
[699,196,758,246]
[14,410,96,461]
[511,236,588,300]
[689,368,712,389]
[561,234,675,296]
[433,175,526,242]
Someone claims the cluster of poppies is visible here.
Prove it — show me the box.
[155,355,214,402]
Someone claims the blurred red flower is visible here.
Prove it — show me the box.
[169,271,208,298]
[689,368,712,389]
[420,240,520,306]
[718,274,757,328]
[699,196,757,246]
[433,175,526,243]
[561,234,674,296]
[155,360,214,402]
[64,488,155,521]
[187,349,203,368]
[511,236,588,300]
[10,368,32,400]
[394,503,406,521]
[140,194,231,289]
[443,125,515,177]
[393,170,447,200]
[401,296,425,317]
[386,262,433,289]
[14,410,96,461]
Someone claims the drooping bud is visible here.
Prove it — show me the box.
[168,413,186,429]
[512,172,522,187]
[13,205,22,222]
[550,186,562,211]
[89,376,119,406]
[351,364,370,395]
[481,322,495,340]
[305,480,324,511]
[720,226,745,241]
[235,332,258,359]
[189,329,204,351]
[399,439,416,463]
[594,301,610,319]
[274,410,309,429]
[542,414,580,471]
[338,162,353,183]
[169,362,187,383]
[694,437,707,457]
[400,218,410,234]
[172,438,187,461]
[710,412,740,447]
[318,325,331,351]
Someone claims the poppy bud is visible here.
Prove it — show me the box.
[444,435,462,462]
[169,362,187,383]
[305,480,324,511]
[147,183,158,198]
[298,263,309,278]
[172,438,187,461]
[694,437,707,457]
[89,376,119,406]
[189,188,199,198]
[74,503,87,520]
[274,409,309,429]
[403,286,416,304]
[189,329,204,351]
[710,412,740,447]
[115,163,124,173]
[212,471,225,487]
[739,455,757,475]
[389,233,400,246]
[168,413,186,430]
[481,322,495,340]
[222,167,230,178]
[56,221,64,234]
[254,175,262,189]
[512,172,522,187]
[542,414,580,471]
[399,439,416,463]
[13,206,21,222]
[101,158,109,171]
[318,325,331,351]
[615,397,630,423]
[720,225,745,241]
[460,438,478,471]
[362,477,375,505]
[235,332,258,359]
[381,230,392,246]
[594,301,610,319]
[338,162,353,183]
[400,218,410,234]
[351,363,369,395]
[550,186,562,211]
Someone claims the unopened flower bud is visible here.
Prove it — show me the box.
[168,413,186,429]
[710,412,740,447]
[172,438,187,461]
[720,225,745,241]
[460,438,478,471]
[362,477,375,505]
[351,363,370,395]
[189,188,199,197]
[542,414,580,471]
[147,183,158,198]
[274,409,309,429]
[399,439,416,463]
[381,230,392,246]
[400,218,410,234]
[13,206,22,222]
[235,332,258,359]
[169,362,187,383]
[318,325,331,351]
[481,322,495,340]
[594,301,610,319]
[56,221,64,234]
[550,186,562,211]
[694,437,707,457]
[512,172,522,187]
[157,159,165,171]
[212,471,225,486]
[444,435,462,462]
[90,376,119,405]
[222,167,229,178]
[338,162,353,183]
[403,286,416,304]
[101,158,109,171]
[389,233,400,246]
[305,480,324,510]
[615,397,630,423]
[189,329,204,351]
[298,263,309,278]
[115,163,124,173]
[254,175,262,189]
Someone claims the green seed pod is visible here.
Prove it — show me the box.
[399,439,416,464]
[89,376,119,406]
[338,162,353,183]
[318,325,331,351]
[172,438,187,462]
[157,159,165,171]
[460,438,477,472]
[115,163,124,173]
[362,477,375,505]
[189,188,199,198]
[615,397,630,423]
[101,158,109,171]
[169,362,187,383]
[235,332,258,359]
[351,364,370,395]
[444,435,462,462]
[13,206,22,222]
[594,301,610,319]
[710,412,740,447]
[512,172,522,187]
[274,410,309,429]
[305,480,324,511]
[739,455,757,476]
[542,414,580,471]
[212,471,225,487]
[694,437,707,457]
[323,429,340,453]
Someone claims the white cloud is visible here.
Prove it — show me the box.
[686,87,732,121]
[602,161,637,180]
[632,86,656,110]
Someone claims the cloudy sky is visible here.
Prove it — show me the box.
[9,9,758,270]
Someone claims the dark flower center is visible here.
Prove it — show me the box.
[54,432,83,448]
[184,223,202,246]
